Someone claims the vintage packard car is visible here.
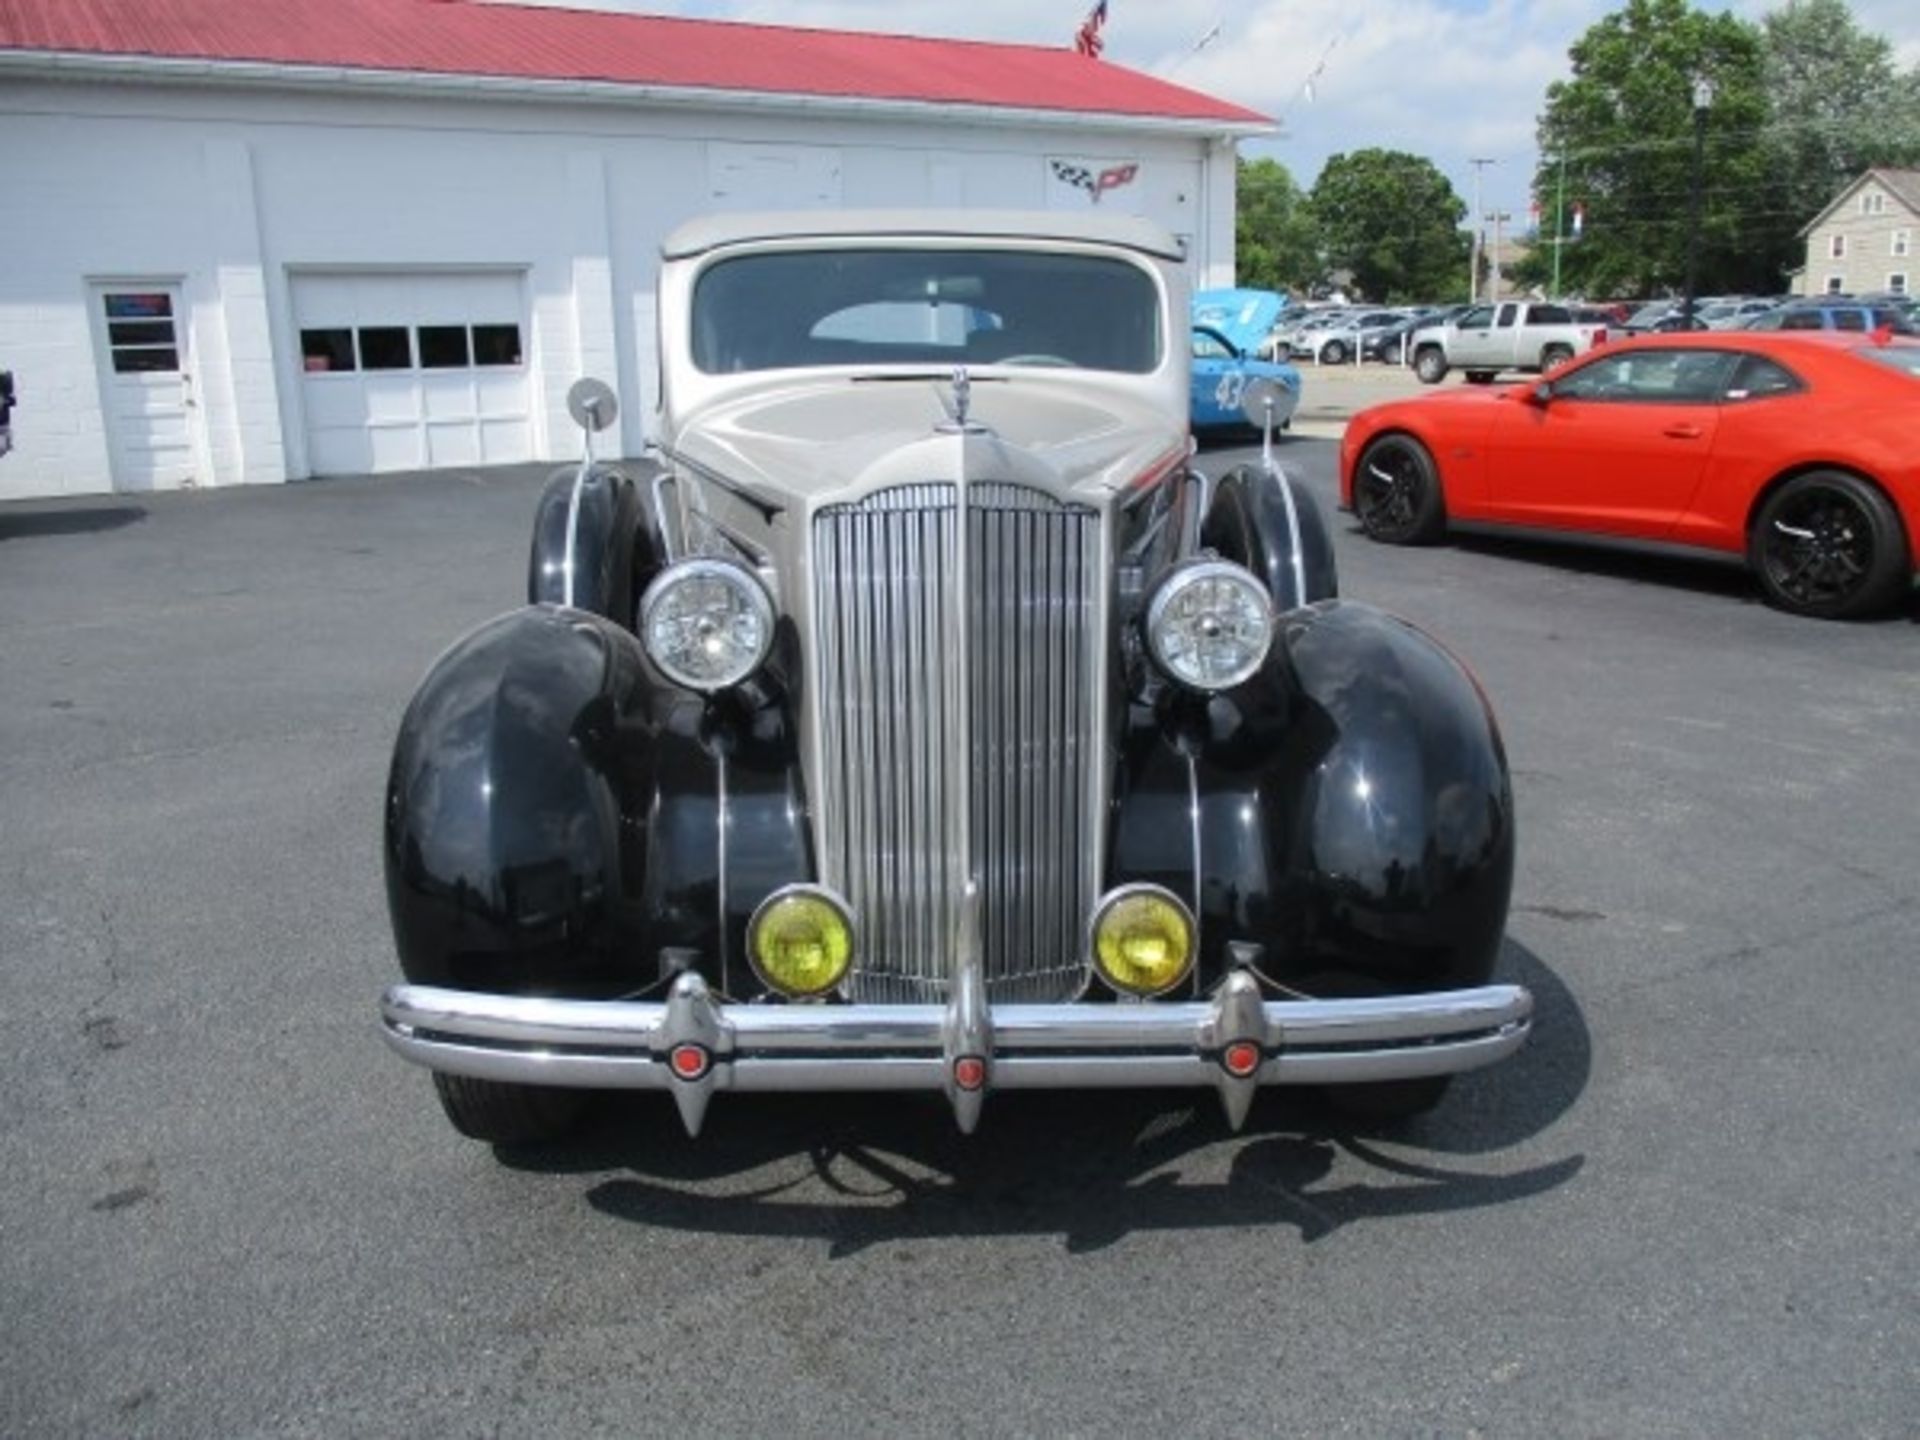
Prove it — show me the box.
[379,211,1531,1147]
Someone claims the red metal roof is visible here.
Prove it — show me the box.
[0,0,1269,126]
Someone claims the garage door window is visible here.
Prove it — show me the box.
[302,323,523,374]
[359,327,412,370]
[419,326,471,369]
[473,325,523,367]
[301,328,356,372]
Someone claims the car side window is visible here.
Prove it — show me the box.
[1833,310,1867,332]
[1780,310,1824,330]
[1457,306,1494,329]
[1553,349,1733,403]
[1495,304,1518,328]
[1191,330,1233,361]
[1746,310,1785,330]
[1531,304,1570,324]
[1723,354,1803,402]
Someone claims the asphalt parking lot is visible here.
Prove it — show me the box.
[3,444,1916,1437]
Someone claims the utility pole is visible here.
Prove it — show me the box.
[1468,158,1495,303]
[1683,76,1715,329]
[1485,210,1513,302]
[1550,152,1568,299]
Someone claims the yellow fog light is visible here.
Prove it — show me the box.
[1090,885,1196,996]
[748,885,855,998]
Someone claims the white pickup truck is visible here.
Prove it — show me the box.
[1409,301,1608,384]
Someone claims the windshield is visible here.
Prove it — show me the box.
[691,248,1162,374]
[1858,345,1920,379]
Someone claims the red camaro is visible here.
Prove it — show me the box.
[1340,332,1920,618]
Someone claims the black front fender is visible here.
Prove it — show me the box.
[1110,600,1513,993]
[384,605,813,997]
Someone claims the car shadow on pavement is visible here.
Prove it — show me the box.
[1436,528,1920,623]
[499,939,1588,1254]
[0,504,147,540]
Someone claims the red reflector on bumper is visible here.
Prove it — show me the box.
[952,1055,987,1092]
[1222,1041,1262,1078]
[669,1043,711,1081]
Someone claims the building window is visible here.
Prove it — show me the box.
[1891,274,1909,296]
[1829,234,1847,259]
[1826,275,1846,295]
[1893,230,1911,258]
[1860,191,1886,216]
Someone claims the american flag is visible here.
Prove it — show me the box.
[1074,0,1108,58]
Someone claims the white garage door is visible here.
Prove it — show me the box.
[292,271,532,475]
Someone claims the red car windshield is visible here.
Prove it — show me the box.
[1857,345,1920,380]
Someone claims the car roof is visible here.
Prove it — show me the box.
[1601,331,1920,365]
[662,209,1187,261]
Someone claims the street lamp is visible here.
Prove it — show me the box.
[1682,74,1715,330]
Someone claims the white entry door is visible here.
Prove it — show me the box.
[91,284,201,491]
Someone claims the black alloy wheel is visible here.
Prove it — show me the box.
[1750,471,1910,619]
[1352,434,1447,546]
[1413,347,1448,384]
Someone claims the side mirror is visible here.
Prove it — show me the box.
[1528,381,1554,407]
[566,377,619,464]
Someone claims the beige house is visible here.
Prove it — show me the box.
[1798,168,1920,297]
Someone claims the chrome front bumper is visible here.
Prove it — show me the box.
[381,970,1532,1135]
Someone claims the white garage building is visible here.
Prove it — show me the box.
[0,0,1268,501]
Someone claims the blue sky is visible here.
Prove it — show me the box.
[499,1,1920,219]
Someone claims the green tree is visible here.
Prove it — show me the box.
[1234,156,1321,295]
[1307,149,1469,301]
[1759,0,1920,239]
[1532,0,1772,297]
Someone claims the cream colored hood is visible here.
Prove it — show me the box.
[662,372,1187,510]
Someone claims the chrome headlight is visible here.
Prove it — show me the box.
[639,558,774,693]
[1145,560,1274,692]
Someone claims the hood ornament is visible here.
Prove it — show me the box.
[936,365,988,434]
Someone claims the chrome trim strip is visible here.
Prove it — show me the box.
[383,981,1533,1111]
[561,456,591,609]
[1269,460,1308,611]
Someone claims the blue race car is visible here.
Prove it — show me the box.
[1191,288,1302,432]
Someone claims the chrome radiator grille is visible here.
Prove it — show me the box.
[811,483,1102,1003]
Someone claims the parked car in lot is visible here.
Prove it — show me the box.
[1697,298,1777,329]
[1191,287,1302,431]
[1410,300,1609,383]
[1341,331,1920,618]
[1743,300,1917,334]
[1622,300,1679,333]
[377,210,1532,1148]
[1362,311,1434,362]
[1296,309,1402,365]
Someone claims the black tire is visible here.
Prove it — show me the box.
[1352,433,1447,546]
[432,1072,589,1145]
[1413,347,1448,384]
[1464,370,1497,385]
[1296,970,1451,1124]
[1323,1073,1452,1124]
[1748,470,1911,619]
[1540,344,1574,372]
[1320,339,1349,366]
